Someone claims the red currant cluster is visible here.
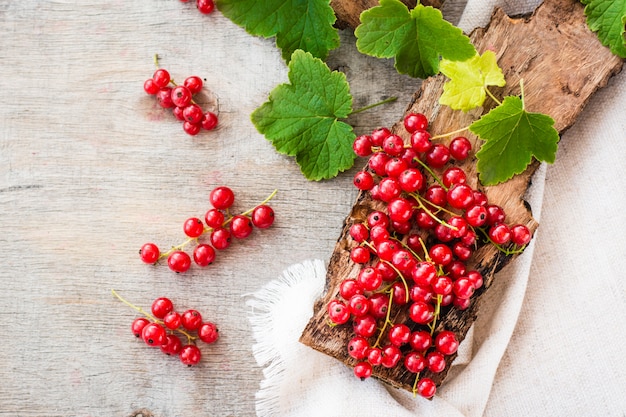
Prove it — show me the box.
[179,0,215,15]
[144,66,218,136]
[139,186,276,273]
[328,113,532,398]
[113,291,218,366]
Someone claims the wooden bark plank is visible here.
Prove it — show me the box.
[331,0,443,29]
[301,0,623,393]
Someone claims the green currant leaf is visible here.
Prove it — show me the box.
[215,0,340,62]
[470,96,559,185]
[355,0,476,78]
[580,0,626,58]
[439,51,506,111]
[251,50,356,181]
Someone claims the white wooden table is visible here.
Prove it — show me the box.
[0,2,446,415]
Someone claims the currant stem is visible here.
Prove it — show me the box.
[428,294,443,335]
[431,125,470,140]
[412,372,421,397]
[350,97,398,115]
[413,158,447,190]
[485,87,502,106]
[475,226,526,255]
[373,287,396,348]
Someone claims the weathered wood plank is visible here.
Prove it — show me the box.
[301,0,623,392]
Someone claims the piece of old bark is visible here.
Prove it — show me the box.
[301,0,623,393]
[331,0,443,29]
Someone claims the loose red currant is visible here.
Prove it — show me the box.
[464,204,489,227]
[466,270,484,289]
[139,243,160,264]
[369,292,390,319]
[367,347,383,366]
[167,250,191,273]
[141,322,167,347]
[417,377,437,398]
[251,205,275,229]
[486,204,506,225]
[210,186,235,210]
[385,157,408,177]
[429,243,453,266]
[173,106,185,121]
[131,317,150,337]
[152,68,171,88]
[183,121,201,136]
[230,215,253,239]
[511,224,531,246]
[435,330,459,355]
[368,151,390,176]
[432,275,453,296]
[156,87,175,108]
[387,197,414,223]
[357,266,382,291]
[143,78,160,95]
[210,227,231,250]
[198,322,219,344]
[181,309,203,331]
[353,170,375,191]
[196,0,215,14]
[424,184,448,208]
[442,167,467,188]
[377,177,402,202]
[375,239,399,262]
[353,361,373,380]
[171,85,192,108]
[151,297,174,319]
[404,112,428,133]
[183,217,205,238]
[179,344,202,366]
[411,261,437,287]
[161,334,183,355]
[410,284,435,304]
[193,243,216,266]
[367,211,389,229]
[183,75,203,94]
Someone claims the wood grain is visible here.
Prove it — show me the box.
[0,2,422,416]
[301,0,623,392]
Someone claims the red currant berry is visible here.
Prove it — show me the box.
[432,275,453,296]
[375,260,397,281]
[387,197,414,223]
[210,227,231,250]
[375,239,399,262]
[327,299,350,325]
[473,190,489,206]
[369,292,390,319]
[409,301,435,324]
[167,250,191,273]
[368,151,390,176]
[204,208,225,228]
[230,215,253,239]
[417,377,437,398]
[141,322,167,347]
[143,78,160,95]
[152,69,171,88]
[426,351,446,373]
[183,104,203,124]
[391,249,417,274]
[466,270,484,289]
[409,330,432,351]
[388,324,411,346]
[151,297,174,319]
[367,347,383,366]
[370,127,391,146]
[398,168,424,193]
[410,284,434,304]
[196,0,215,14]
[353,314,377,338]
[131,317,150,337]
[183,121,201,136]
[179,344,202,366]
[156,87,175,108]
[173,106,185,121]
[209,186,235,210]
[453,277,475,299]
[415,209,437,229]
[411,261,437,287]
[251,205,275,229]
[357,266,382,291]
[367,211,389,229]
[353,135,373,157]
[424,184,448,208]
[348,294,371,317]
[183,217,205,238]
[171,85,192,108]
[161,334,183,355]
[198,322,219,344]
[193,243,216,266]
[404,112,428,133]
[489,223,512,245]
[347,336,370,360]
[486,204,506,225]
[447,183,475,209]
[382,134,405,156]
[464,204,489,227]
[511,224,532,246]
[353,170,375,191]
[354,361,373,380]
[404,352,427,373]
[377,177,402,202]
[435,330,459,355]
[410,129,432,153]
[201,111,218,130]
[163,311,182,330]
[181,309,203,331]
[349,223,369,243]
[183,75,203,94]
[446,260,468,278]
[424,143,451,168]
[384,157,408,177]
[339,278,363,300]
[350,246,371,264]
[448,216,469,238]
[429,243,453,266]
[453,296,472,310]
[139,243,160,264]
[442,166,467,188]
[449,136,472,160]
[380,344,402,368]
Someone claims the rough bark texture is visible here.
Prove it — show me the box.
[301,0,623,393]
[331,0,443,29]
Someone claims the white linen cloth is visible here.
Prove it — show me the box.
[247,1,626,416]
